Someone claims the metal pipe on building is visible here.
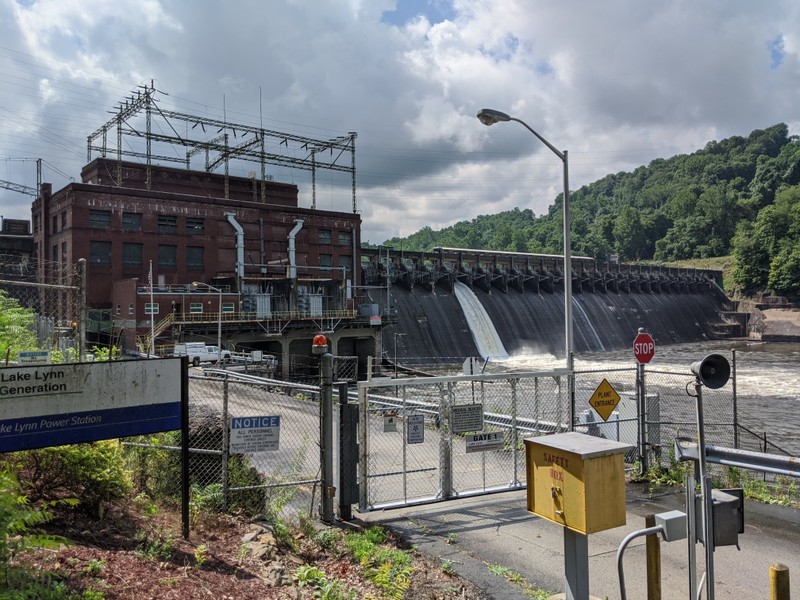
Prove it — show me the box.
[288,219,304,280]
[225,213,245,283]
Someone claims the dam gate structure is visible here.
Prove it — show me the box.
[361,247,739,365]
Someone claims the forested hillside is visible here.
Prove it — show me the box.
[379,123,800,296]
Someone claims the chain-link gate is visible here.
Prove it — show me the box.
[357,363,739,511]
[0,255,85,362]
[357,369,570,511]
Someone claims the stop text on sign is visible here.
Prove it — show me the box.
[633,332,656,364]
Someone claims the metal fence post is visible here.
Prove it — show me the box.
[637,362,648,474]
[320,352,334,523]
[732,349,738,449]
[78,258,87,362]
[510,378,519,486]
[337,381,357,521]
[439,383,453,499]
[358,386,368,511]
[222,374,229,511]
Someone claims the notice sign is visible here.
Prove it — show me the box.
[230,416,281,453]
[451,403,484,434]
[407,414,424,444]
[588,379,621,422]
[465,431,505,453]
[384,413,398,432]
[18,351,50,365]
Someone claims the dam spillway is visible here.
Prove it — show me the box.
[362,247,732,364]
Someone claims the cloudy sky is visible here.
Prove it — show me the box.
[1,0,799,244]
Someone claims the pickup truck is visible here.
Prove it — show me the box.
[174,343,231,366]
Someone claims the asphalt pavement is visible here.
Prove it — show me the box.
[357,483,800,599]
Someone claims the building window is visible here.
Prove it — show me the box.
[89,210,112,229]
[61,242,67,266]
[52,215,58,234]
[189,303,203,314]
[187,246,204,270]
[122,243,143,267]
[89,241,112,266]
[318,229,332,244]
[144,303,159,315]
[338,255,353,271]
[61,212,67,229]
[158,215,177,234]
[319,253,333,269]
[222,302,235,313]
[116,304,121,316]
[186,218,205,234]
[122,212,142,231]
[128,304,134,315]
[158,245,177,269]
[339,231,352,246]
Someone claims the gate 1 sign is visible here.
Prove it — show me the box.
[0,359,182,453]
[633,332,656,364]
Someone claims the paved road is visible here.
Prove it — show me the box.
[358,483,800,599]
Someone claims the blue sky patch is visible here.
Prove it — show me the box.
[382,0,456,27]
[769,34,785,69]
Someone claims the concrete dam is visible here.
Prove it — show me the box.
[361,247,736,364]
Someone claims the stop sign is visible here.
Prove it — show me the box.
[633,331,655,364]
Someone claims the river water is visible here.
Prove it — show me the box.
[486,340,800,457]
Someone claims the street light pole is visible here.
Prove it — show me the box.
[192,281,223,365]
[476,108,573,371]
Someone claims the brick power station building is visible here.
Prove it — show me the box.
[26,86,385,378]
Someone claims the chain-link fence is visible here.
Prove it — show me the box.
[357,369,570,511]
[124,372,322,525]
[573,366,736,472]
[0,255,84,362]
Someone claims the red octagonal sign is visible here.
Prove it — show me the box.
[633,331,655,364]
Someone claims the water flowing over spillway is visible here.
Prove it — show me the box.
[384,283,726,365]
[453,282,509,361]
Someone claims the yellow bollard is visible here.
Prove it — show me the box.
[770,563,790,600]
[645,515,661,600]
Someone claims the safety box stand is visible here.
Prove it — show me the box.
[525,432,633,600]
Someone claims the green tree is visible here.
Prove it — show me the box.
[0,291,37,363]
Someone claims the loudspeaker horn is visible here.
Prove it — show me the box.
[690,354,731,389]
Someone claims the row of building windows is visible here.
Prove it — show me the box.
[318,229,352,246]
[87,210,205,235]
[90,241,204,270]
[319,254,353,270]
[117,301,235,316]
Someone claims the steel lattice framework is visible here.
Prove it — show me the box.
[86,82,357,212]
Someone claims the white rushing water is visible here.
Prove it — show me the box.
[453,281,509,361]
[496,340,800,456]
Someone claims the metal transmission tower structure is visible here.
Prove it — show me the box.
[86,82,358,212]
[0,158,42,199]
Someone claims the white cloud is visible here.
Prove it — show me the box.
[1,0,799,243]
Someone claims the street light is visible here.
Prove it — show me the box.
[192,281,223,366]
[476,108,573,370]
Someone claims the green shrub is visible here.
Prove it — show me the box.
[0,470,72,595]
[121,432,183,501]
[3,442,131,517]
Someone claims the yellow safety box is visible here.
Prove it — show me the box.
[525,432,632,534]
